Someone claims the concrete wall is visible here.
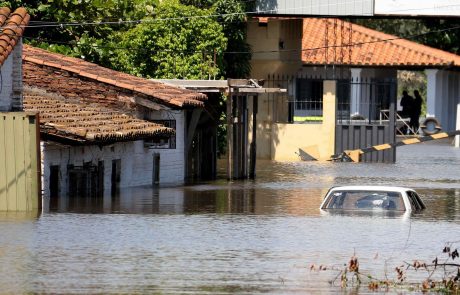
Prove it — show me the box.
[271,123,322,160]
[0,47,15,111]
[248,18,302,64]
[12,41,23,110]
[41,110,186,198]
[270,81,336,161]
[247,19,304,160]
[0,42,22,111]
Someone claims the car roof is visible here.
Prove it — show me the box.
[329,186,414,193]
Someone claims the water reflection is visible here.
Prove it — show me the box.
[1,143,460,294]
[320,209,410,220]
[47,183,329,216]
[46,182,460,223]
[0,211,40,221]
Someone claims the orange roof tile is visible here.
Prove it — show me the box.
[23,88,173,144]
[302,18,460,67]
[22,45,207,108]
[0,7,29,66]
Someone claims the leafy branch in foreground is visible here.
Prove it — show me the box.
[310,242,460,293]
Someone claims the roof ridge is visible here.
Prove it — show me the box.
[23,44,207,108]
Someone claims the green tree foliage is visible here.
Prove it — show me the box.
[111,0,227,79]
[29,0,158,66]
[0,0,41,14]
[418,19,460,55]
[15,0,252,78]
[180,0,252,78]
[214,0,252,78]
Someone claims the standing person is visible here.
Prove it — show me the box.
[399,90,413,118]
[411,90,423,134]
[399,90,414,134]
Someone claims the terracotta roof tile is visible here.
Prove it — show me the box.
[23,88,173,144]
[0,7,29,66]
[23,45,207,108]
[302,18,460,67]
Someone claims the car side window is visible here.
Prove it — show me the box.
[411,191,426,209]
[407,191,423,210]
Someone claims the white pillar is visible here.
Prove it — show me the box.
[448,72,460,131]
[439,71,449,129]
[350,68,362,115]
[425,69,440,118]
[455,104,460,148]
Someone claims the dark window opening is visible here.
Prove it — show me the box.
[144,120,176,149]
[153,153,160,186]
[111,159,121,193]
[295,78,323,111]
[49,165,60,209]
[407,191,425,210]
[97,161,104,195]
[68,162,101,198]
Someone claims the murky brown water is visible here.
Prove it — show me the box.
[1,142,460,294]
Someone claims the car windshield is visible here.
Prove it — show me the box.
[322,190,405,211]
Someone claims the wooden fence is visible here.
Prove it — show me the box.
[0,112,41,211]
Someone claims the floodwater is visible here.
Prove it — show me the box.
[1,141,460,294]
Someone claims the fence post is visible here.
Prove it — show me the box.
[455,103,460,148]
[322,80,337,159]
[226,87,233,180]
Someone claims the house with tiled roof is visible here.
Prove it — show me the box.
[22,45,216,203]
[0,7,29,111]
[247,17,460,161]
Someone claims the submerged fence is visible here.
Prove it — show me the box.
[336,78,397,125]
[336,78,397,163]
[0,112,41,211]
[264,74,398,162]
[265,74,397,126]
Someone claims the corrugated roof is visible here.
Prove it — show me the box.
[22,45,207,108]
[302,18,460,67]
[23,88,174,144]
[0,7,29,66]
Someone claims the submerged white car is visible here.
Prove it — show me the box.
[320,186,426,212]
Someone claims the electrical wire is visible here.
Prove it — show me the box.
[21,24,460,56]
[17,2,460,30]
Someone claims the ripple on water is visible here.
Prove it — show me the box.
[0,143,459,293]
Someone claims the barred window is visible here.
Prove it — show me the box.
[295,79,323,111]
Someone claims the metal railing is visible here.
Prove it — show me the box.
[287,100,323,122]
[337,78,397,125]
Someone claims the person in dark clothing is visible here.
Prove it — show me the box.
[399,90,414,134]
[410,90,423,134]
[399,90,413,118]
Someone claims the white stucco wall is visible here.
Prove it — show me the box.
[40,110,187,198]
[0,48,14,111]
[0,42,22,111]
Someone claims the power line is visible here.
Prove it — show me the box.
[23,24,460,56]
[20,1,460,30]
